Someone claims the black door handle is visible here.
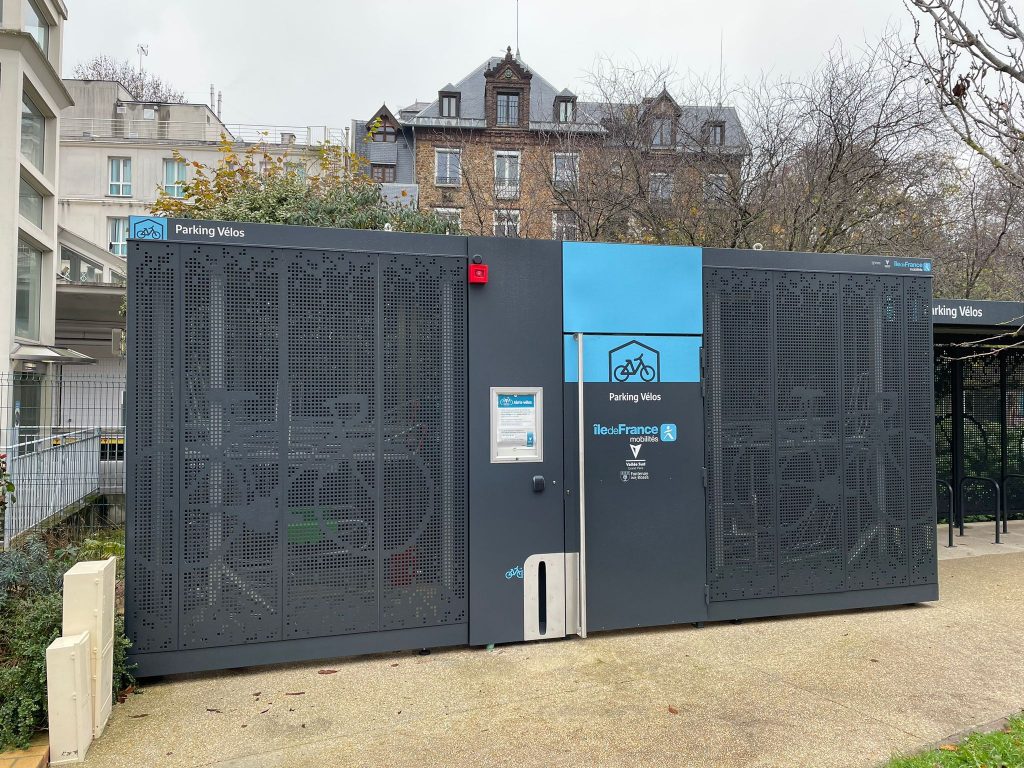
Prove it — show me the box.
[532,475,545,493]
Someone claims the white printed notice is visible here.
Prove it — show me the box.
[496,394,536,447]
[491,389,543,462]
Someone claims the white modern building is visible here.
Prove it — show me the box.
[1,0,75,378]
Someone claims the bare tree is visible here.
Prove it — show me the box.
[907,0,1024,188]
[73,55,186,103]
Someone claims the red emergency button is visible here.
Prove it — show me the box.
[468,263,489,284]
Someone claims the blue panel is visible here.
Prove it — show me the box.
[564,335,701,383]
[562,242,702,334]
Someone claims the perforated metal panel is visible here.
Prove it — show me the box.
[128,243,467,659]
[704,269,936,602]
[127,243,179,652]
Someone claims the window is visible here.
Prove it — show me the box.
[652,117,673,147]
[142,107,156,120]
[163,158,186,197]
[108,158,132,196]
[19,178,42,228]
[493,209,520,237]
[23,0,49,55]
[435,149,461,186]
[285,161,308,180]
[497,92,520,126]
[108,217,128,256]
[370,164,396,183]
[557,99,575,123]
[649,172,673,201]
[553,211,579,241]
[440,94,460,118]
[372,117,397,142]
[59,248,103,284]
[15,240,41,340]
[434,208,462,233]
[494,151,521,198]
[705,173,729,202]
[705,121,726,145]
[21,92,45,170]
[553,153,579,191]
[110,270,127,287]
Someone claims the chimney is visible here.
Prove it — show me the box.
[210,84,215,109]
[217,91,222,119]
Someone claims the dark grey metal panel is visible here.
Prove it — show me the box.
[907,278,937,584]
[704,268,778,601]
[133,623,468,678]
[466,236,564,647]
[126,241,180,653]
[702,247,933,277]
[707,582,937,622]
[129,233,469,673]
[704,267,937,604]
[380,254,468,629]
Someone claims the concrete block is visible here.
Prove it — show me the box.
[46,632,92,764]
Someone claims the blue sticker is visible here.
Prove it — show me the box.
[660,423,677,442]
[130,216,168,240]
[505,566,524,580]
[526,432,534,447]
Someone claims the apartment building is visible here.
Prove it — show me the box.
[0,0,75,379]
[354,46,748,241]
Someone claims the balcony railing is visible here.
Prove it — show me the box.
[435,175,461,186]
[62,118,348,147]
[495,181,521,199]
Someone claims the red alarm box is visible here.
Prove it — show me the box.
[468,263,489,284]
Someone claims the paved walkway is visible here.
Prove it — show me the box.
[85,528,1024,768]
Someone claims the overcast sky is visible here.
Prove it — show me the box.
[63,0,914,128]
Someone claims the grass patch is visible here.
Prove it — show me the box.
[886,712,1024,767]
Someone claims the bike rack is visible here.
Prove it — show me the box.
[1001,473,1024,535]
[960,476,1002,544]
[936,480,954,548]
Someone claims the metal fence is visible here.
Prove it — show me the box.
[0,372,126,548]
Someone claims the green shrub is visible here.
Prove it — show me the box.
[0,534,135,751]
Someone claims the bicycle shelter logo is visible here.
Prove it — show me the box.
[609,340,660,383]
[130,216,167,241]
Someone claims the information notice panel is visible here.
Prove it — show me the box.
[490,387,543,463]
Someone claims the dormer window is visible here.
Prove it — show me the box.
[557,99,575,123]
[704,121,726,146]
[497,92,520,126]
[373,116,398,142]
[440,93,460,118]
[652,117,673,147]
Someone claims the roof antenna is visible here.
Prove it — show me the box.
[718,28,724,108]
[515,0,520,58]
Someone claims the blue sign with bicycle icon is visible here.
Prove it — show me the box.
[609,340,660,383]
[130,216,168,241]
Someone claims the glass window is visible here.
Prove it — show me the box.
[20,92,45,170]
[16,240,41,340]
[553,211,579,241]
[372,117,397,142]
[705,121,726,145]
[440,95,459,118]
[370,164,396,183]
[110,271,127,287]
[163,158,186,197]
[434,208,462,233]
[19,178,42,228]
[553,153,579,191]
[23,0,49,55]
[558,100,575,123]
[108,217,128,256]
[494,151,520,198]
[109,158,132,196]
[493,209,520,237]
[496,92,520,126]
[705,173,729,201]
[435,149,461,186]
[78,256,102,284]
[652,117,673,147]
[649,172,673,201]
